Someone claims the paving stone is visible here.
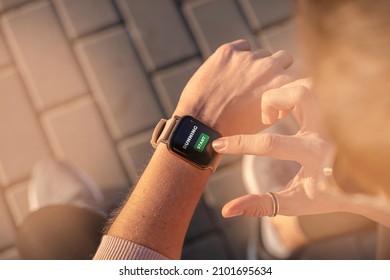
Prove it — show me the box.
[117,0,197,71]
[0,191,16,251]
[117,129,154,184]
[0,0,30,11]
[152,58,202,117]
[75,26,162,140]
[297,235,369,260]
[183,0,257,57]
[4,180,29,226]
[41,96,130,209]
[259,20,297,55]
[181,233,229,260]
[0,246,19,260]
[356,231,376,259]
[259,21,305,75]
[0,31,12,68]
[1,1,88,110]
[205,162,250,259]
[185,198,214,241]
[53,0,120,39]
[238,0,293,31]
[0,68,51,186]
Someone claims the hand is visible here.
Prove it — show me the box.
[173,40,294,136]
[212,78,353,217]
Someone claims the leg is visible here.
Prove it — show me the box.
[16,159,108,259]
[16,205,105,260]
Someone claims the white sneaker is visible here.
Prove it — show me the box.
[28,159,105,217]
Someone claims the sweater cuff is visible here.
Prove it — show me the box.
[93,235,169,260]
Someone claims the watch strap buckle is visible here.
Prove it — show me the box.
[151,119,167,148]
[150,116,181,149]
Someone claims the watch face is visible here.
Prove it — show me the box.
[169,116,221,168]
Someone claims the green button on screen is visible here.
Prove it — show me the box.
[194,133,210,152]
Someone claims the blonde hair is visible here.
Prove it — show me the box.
[297,0,390,196]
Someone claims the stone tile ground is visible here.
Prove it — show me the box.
[0,0,375,260]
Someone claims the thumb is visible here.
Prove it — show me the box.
[222,194,275,218]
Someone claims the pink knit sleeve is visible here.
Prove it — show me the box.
[93,235,169,260]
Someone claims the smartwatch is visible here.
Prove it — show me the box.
[150,115,222,172]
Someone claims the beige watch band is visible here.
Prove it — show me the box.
[150,116,221,172]
[150,116,180,148]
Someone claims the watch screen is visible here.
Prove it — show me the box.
[169,116,221,168]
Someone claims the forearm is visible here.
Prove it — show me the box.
[107,144,211,259]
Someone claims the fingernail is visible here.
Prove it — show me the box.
[212,139,226,152]
[224,209,244,218]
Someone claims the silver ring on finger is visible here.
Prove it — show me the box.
[267,192,279,217]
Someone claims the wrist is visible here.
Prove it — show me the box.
[156,144,211,176]
[172,109,210,127]
[173,105,224,136]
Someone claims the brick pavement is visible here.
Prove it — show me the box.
[0,0,374,260]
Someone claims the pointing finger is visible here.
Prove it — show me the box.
[212,133,325,166]
[222,194,274,218]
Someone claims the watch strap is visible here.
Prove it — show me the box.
[150,116,180,149]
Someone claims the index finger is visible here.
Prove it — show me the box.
[213,133,321,166]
